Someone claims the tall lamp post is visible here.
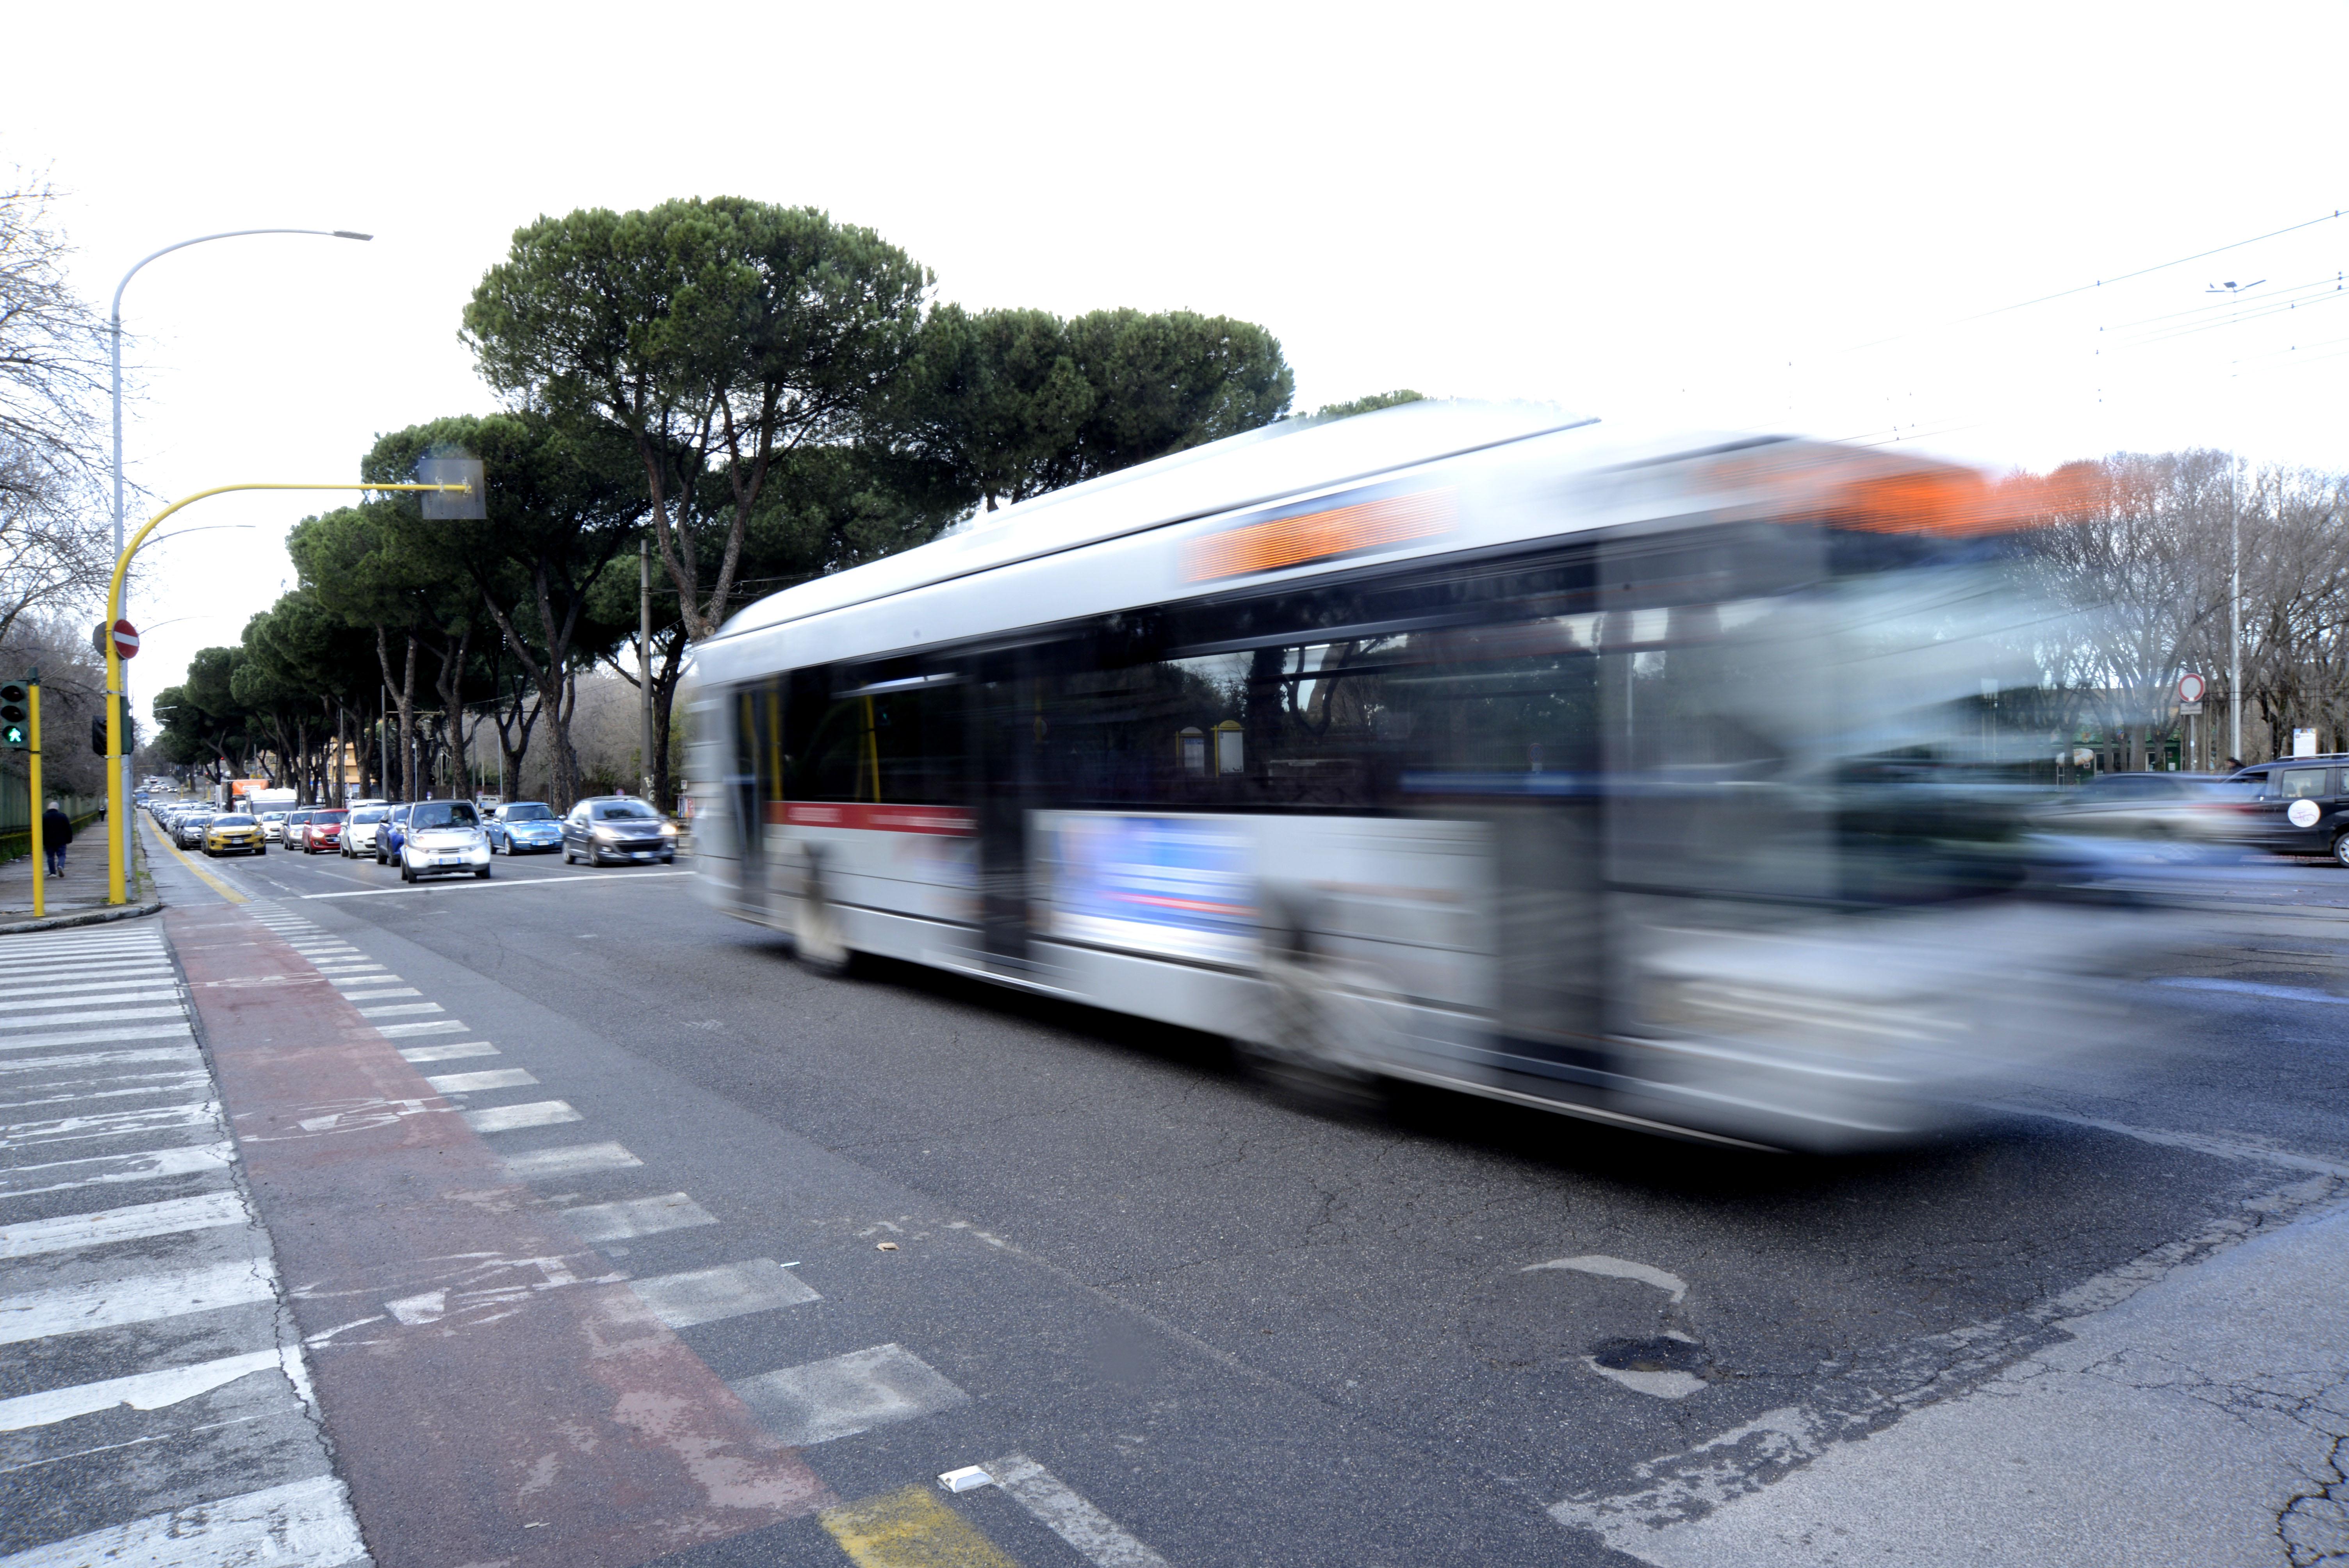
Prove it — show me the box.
[109,228,371,880]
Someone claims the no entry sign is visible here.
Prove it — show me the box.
[111,619,139,659]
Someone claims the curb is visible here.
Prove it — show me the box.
[0,898,165,937]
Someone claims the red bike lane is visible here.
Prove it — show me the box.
[168,903,830,1568]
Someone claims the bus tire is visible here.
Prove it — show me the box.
[1242,902,1385,1115]
[795,862,856,978]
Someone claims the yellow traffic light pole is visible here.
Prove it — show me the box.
[27,680,41,920]
[104,481,474,906]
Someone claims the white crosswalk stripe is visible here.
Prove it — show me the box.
[0,918,360,1564]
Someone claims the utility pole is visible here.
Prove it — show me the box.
[640,537,655,804]
[2230,455,2242,763]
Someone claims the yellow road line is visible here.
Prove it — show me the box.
[143,816,249,905]
[820,1485,1020,1568]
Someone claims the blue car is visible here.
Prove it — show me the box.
[486,801,563,855]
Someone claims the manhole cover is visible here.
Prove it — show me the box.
[1590,1335,1708,1375]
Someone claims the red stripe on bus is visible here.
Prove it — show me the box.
[766,801,976,835]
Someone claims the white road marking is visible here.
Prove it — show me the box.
[0,944,166,965]
[0,1140,236,1199]
[327,973,401,987]
[630,1258,819,1328]
[729,1343,968,1447]
[0,989,180,1014]
[986,1452,1173,1568]
[421,1067,537,1094]
[0,1045,201,1076]
[377,1019,466,1038]
[0,1256,278,1345]
[0,1024,192,1055]
[299,869,693,899]
[501,1141,638,1179]
[0,1004,187,1030]
[2153,975,2349,1005]
[337,987,419,1001]
[0,1472,367,1568]
[0,1343,295,1431]
[1585,1358,1708,1400]
[0,1074,212,1112]
[0,971,175,999]
[1524,1254,1691,1302]
[0,1190,250,1260]
[0,1140,236,1202]
[560,1191,716,1242]
[1,1099,222,1151]
[356,1001,442,1018]
[462,1100,581,1133]
[397,1041,497,1063]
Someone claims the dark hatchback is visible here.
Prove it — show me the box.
[562,796,676,866]
[2229,755,2349,864]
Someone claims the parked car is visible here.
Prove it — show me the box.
[2229,756,2349,863]
[342,805,390,857]
[486,801,563,855]
[561,796,679,866]
[376,803,414,864]
[397,799,491,882]
[303,808,348,853]
[202,814,265,857]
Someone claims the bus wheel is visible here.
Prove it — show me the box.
[1242,905,1386,1114]
[795,864,856,978]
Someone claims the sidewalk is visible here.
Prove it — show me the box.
[0,819,156,930]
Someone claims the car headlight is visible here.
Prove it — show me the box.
[593,825,617,841]
[660,821,679,837]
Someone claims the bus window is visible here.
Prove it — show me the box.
[785,670,965,804]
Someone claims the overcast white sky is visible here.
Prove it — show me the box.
[8,1,2345,723]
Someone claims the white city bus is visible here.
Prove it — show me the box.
[684,402,2129,1150]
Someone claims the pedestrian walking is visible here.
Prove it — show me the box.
[41,800,71,877]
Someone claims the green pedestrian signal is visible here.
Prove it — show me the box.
[0,682,26,750]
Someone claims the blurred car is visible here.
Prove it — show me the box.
[561,796,678,866]
[342,805,390,857]
[376,803,414,864]
[486,801,562,855]
[397,799,491,882]
[258,811,289,842]
[202,814,265,857]
[283,809,317,852]
[303,808,348,853]
[2229,756,2349,863]
[2032,772,2250,848]
[173,808,218,849]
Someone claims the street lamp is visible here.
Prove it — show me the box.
[107,228,371,885]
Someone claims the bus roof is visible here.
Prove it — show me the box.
[710,399,1596,643]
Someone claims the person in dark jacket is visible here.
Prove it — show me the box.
[41,801,70,877]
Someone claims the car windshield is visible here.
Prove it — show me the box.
[350,807,387,823]
[505,803,554,821]
[213,815,254,827]
[410,802,478,830]
[592,800,658,821]
[315,811,347,823]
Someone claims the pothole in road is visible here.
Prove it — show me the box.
[1586,1334,1711,1400]
[1591,1335,1708,1374]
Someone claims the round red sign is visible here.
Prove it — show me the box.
[111,619,139,659]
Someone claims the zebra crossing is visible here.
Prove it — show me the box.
[0,921,367,1568]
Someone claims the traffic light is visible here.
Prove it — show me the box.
[0,682,26,750]
[91,713,107,756]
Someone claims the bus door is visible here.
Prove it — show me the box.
[730,679,780,916]
[971,652,1042,969]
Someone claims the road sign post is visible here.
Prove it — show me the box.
[2178,674,2208,770]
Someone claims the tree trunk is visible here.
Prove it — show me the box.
[375,628,421,802]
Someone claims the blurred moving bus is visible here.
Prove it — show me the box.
[686,403,2124,1151]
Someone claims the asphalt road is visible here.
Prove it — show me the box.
[45,816,2349,1566]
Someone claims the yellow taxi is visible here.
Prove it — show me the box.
[202,813,266,857]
